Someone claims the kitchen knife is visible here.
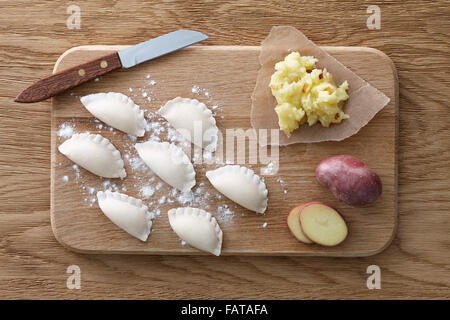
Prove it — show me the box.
[15,30,209,103]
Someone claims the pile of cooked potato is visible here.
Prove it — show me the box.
[287,155,382,247]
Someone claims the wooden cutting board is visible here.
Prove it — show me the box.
[51,45,398,257]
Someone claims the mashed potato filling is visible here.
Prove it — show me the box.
[269,52,349,137]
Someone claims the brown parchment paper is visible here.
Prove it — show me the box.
[250,26,390,145]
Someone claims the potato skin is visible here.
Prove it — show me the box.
[315,155,382,206]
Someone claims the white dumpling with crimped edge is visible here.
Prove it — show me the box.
[58,133,126,179]
[80,92,147,137]
[206,165,268,213]
[97,191,153,242]
[168,207,223,256]
[159,97,219,151]
[135,141,195,192]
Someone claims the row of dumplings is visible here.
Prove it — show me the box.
[58,92,269,256]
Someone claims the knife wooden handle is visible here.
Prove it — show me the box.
[15,52,122,103]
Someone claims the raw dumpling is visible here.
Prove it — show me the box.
[168,207,223,256]
[58,133,126,178]
[159,97,218,151]
[97,191,152,241]
[81,92,147,137]
[206,165,268,213]
[135,141,195,192]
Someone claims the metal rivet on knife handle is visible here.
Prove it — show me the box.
[100,61,108,68]
[78,69,86,76]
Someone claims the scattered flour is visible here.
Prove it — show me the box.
[127,134,137,142]
[177,191,194,206]
[128,156,150,173]
[57,123,75,138]
[217,205,234,222]
[191,85,200,94]
[191,85,213,100]
[72,164,81,179]
[158,196,166,204]
[140,185,155,199]
[277,177,289,194]
[170,188,178,197]
[262,161,278,175]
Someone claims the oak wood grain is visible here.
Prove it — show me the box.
[51,45,397,257]
[0,0,449,299]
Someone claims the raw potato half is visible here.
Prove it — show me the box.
[286,205,313,244]
[299,202,348,246]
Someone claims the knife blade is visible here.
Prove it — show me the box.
[15,30,209,103]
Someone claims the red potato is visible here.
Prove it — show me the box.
[315,155,382,206]
[287,205,313,244]
[299,202,348,246]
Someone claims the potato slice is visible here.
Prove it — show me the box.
[287,205,313,244]
[299,202,348,246]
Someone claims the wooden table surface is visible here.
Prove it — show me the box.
[0,0,449,299]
